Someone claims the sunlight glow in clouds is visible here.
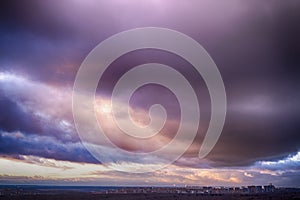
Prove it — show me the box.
[95,100,112,115]
[0,70,300,186]
[0,156,110,179]
[1,152,299,186]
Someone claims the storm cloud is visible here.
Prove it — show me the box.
[0,0,299,186]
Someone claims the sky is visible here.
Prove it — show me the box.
[0,0,300,187]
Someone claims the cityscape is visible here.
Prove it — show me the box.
[1,184,300,199]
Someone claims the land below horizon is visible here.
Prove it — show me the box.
[1,185,300,200]
[1,192,300,200]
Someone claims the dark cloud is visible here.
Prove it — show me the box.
[200,1,300,166]
[207,109,300,166]
[0,90,79,143]
[0,1,64,35]
[0,28,85,85]
[0,85,94,163]
[0,95,42,134]
[0,130,98,164]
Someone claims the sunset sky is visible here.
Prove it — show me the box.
[0,0,299,187]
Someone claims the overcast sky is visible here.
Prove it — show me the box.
[0,0,299,187]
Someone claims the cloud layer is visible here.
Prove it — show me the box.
[0,0,299,186]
